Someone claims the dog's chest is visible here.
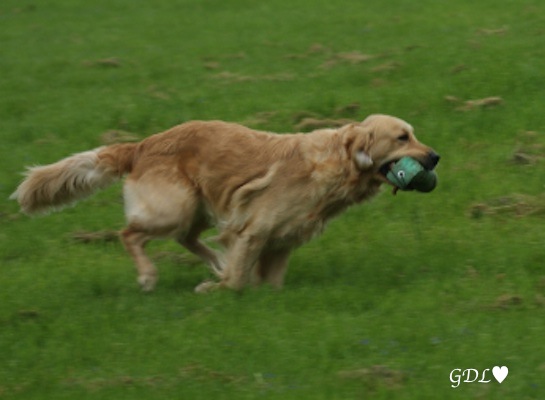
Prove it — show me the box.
[270,215,326,248]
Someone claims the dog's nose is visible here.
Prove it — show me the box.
[426,151,440,169]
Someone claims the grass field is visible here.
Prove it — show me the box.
[2,0,545,398]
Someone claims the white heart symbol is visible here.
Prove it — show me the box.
[492,366,508,383]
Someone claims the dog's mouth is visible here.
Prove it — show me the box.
[378,160,397,178]
[377,153,440,194]
[377,159,402,190]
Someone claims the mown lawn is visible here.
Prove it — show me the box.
[1,0,545,398]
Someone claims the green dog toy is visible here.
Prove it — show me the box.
[386,156,437,193]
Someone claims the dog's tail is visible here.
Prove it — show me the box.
[10,143,137,215]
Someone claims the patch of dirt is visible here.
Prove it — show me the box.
[16,309,41,319]
[492,294,523,310]
[212,71,253,83]
[338,365,406,389]
[534,294,545,308]
[291,102,361,131]
[146,85,173,100]
[203,61,220,70]
[212,71,295,83]
[370,61,401,73]
[63,375,168,391]
[63,364,247,392]
[70,230,119,244]
[469,194,545,219]
[240,111,278,128]
[450,64,468,74]
[445,96,503,111]
[0,212,23,221]
[476,26,509,36]
[180,364,246,384]
[33,133,61,145]
[334,102,360,117]
[294,118,355,132]
[511,131,545,165]
[291,110,322,123]
[100,130,140,145]
[319,51,375,70]
[284,43,331,60]
[337,51,375,64]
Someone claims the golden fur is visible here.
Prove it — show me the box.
[11,114,439,292]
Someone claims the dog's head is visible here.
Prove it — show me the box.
[343,114,440,188]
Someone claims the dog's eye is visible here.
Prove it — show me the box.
[398,133,410,142]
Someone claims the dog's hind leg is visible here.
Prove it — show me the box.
[120,228,157,291]
[122,176,200,291]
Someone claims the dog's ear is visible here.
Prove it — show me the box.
[343,123,375,170]
[355,150,373,169]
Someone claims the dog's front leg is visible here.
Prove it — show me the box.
[257,248,292,289]
[195,232,265,293]
[222,232,266,290]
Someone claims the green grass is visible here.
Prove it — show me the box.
[2,0,545,398]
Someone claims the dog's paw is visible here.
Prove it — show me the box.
[138,274,157,292]
[194,280,221,294]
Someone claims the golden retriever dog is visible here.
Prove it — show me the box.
[11,114,439,292]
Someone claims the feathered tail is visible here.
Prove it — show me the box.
[10,143,137,214]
